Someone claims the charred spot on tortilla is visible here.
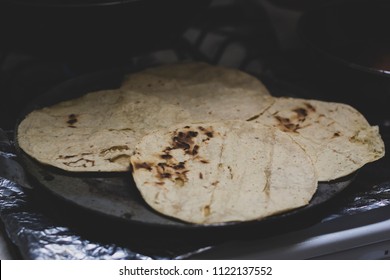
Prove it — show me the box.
[198,126,215,138]
[188,131,198,137]
[274,115,300,133]
[160,154,173,159]
[133,162,153,171]
[304,102,316,112]
[67,114,78,126]
[191,145,200,156]
[293,108,308,121]
[170,129,203,155]
[246,114,261,121]
[157,162,167,170]
[172,131,192,150]
[58,154,77,159]
[173,162,186,170]
[211,181,219,186]
[159,173,172,179]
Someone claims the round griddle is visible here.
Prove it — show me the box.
[15,68,356,230]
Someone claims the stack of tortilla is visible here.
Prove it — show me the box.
[17,62,385,224]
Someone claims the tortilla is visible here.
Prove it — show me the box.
[17,89,191,172]
[130,121,318,224]
[122,62,274,122]
[254,97,385,181]
[123,62,271,93]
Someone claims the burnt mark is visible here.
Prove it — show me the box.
[133,162,152,171]
[154,127,215,185]
[172,135,191,150]
[163,146,173,152]
[304,102,316,112]
[58,154,77,159]
[198,126,215,139]
[59,152,91,158]
[188,131,198,137]
[227,165,234,179]
[154,157,189,185]
[199,172,203,179]
[293,108,308,121]
[333,132,341,138]
[171,130,201,155]
[157,162,167,170]
[274,116,300,133]
[160,154,173,160]
[108,128,133,132]
[246,114,261,121]
[200,159,210,164]
[173,162,185,170]
[67,114,78,127]
[159,173,172,179]
[192,145,199,155]
[211,181,219,186]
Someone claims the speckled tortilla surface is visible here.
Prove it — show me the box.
[131,121,318,224]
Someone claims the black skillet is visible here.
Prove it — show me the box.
[12,67,356,233]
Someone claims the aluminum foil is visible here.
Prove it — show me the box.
[1,128,390,259]
[321,182,390,222]
[0,176,216,260]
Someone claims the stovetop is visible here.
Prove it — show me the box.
[1,0,390,259]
